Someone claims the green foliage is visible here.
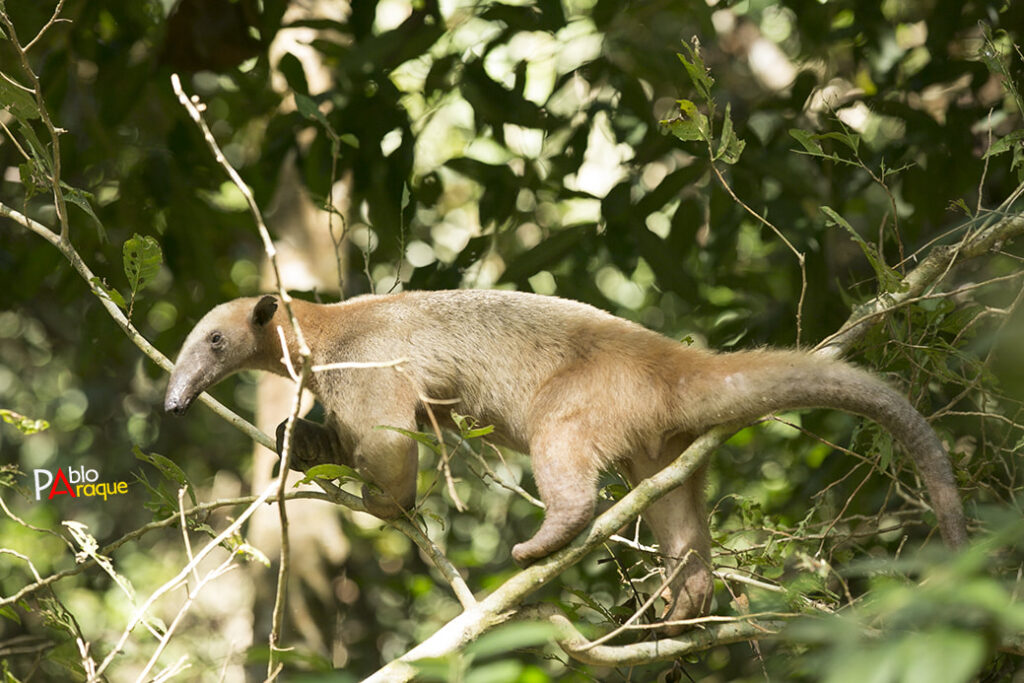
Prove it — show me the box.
[787,516,1024,683]
[663,41,746,164]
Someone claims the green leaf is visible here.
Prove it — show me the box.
[295,463,361,486]
[676,41,713,104]
[661,99,710,143]
[983,129,1024,158]
[0,604,20,625]
[817,130,861,154]
[133,445,196,506]
[714,102,746,164]
[464,622,558,660]
[789,128,825,155]
[16,120,53,174]
[450,411,495,439]
[947,198,973,217]
[228,540,271,566]
[376,424,442,454]
[89,277,127,311]
[0,77,40,120]
[123,234,162,292]
[790,129,861,157]
[0,409,49,434]
[18,161,43,200]
[294,93,331,129]
[899,630,986,683]
[338,133,359,148]
[122,233,163,318]
[464,662,524,683]
[60,183,106,242]
[821,206,903,293]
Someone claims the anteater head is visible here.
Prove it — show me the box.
[164,295,278,416]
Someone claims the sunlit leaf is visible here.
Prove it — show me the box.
[376,424,442,454]
[661,99,710,143]
[451,411,495,439]
[0,409,49,434]
[295,463,361,486]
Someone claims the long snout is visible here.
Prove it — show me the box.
[164,378,195,416]
[164,362,203,416]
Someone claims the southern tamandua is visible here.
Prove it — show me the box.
[164,290,968,628]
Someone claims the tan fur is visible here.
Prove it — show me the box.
[165,289,968,630]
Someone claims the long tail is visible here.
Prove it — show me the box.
[684,350,968,549]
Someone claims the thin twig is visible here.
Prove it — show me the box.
[0,7,71,239]
[23,0,68,52]
[267,336,311,680]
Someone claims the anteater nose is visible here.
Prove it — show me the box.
[164,393,189,416]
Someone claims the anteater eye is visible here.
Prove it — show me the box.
[210,332,223,346]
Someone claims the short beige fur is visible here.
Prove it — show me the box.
[164,289,968,629]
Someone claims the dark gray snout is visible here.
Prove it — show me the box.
[164,380,195,416]
[164,361,203,416]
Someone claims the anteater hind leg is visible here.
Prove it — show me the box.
[512,428,599,566]
[623,437,713,635]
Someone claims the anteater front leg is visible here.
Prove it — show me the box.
[353,428,419,520]
[275,417,350,471]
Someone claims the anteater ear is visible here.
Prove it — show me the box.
[252,295,278,327]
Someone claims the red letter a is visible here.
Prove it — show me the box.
[48,468,77,499]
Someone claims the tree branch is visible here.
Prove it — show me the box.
[816,209,1024,357]
[363,425,735,682]
[520,604,786,666]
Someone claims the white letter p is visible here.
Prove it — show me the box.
[34,469,53,500]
